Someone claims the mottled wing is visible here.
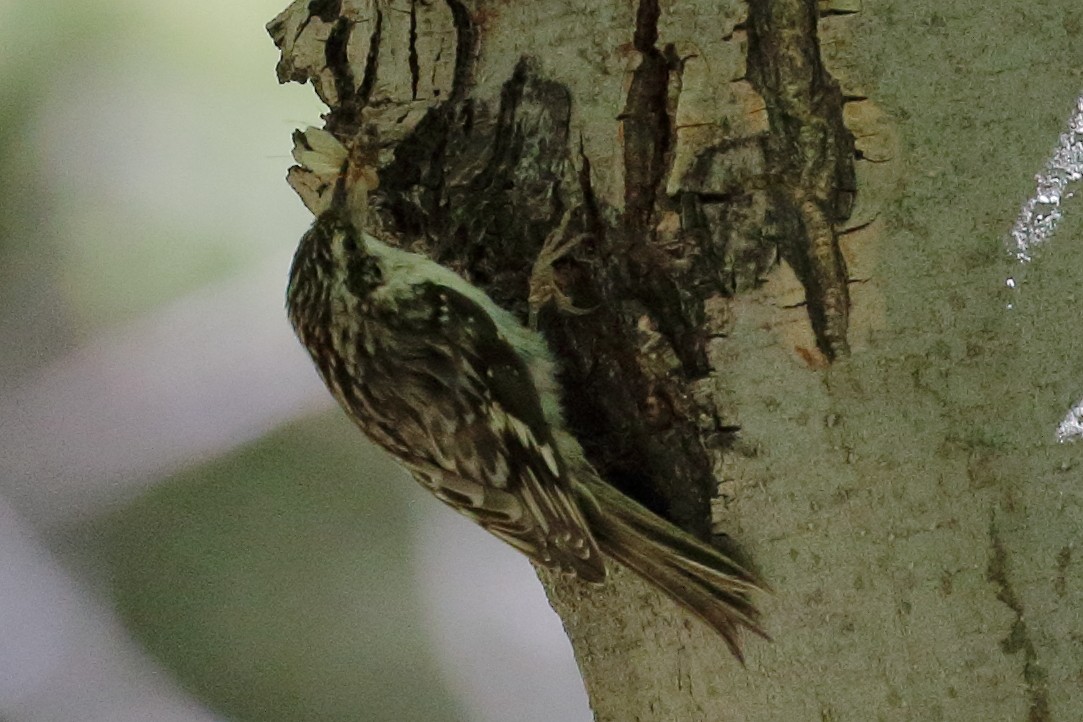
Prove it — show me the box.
[369,282,605,582]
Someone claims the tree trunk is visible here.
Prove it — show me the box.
[268,0,1083,719]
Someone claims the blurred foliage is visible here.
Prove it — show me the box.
[101,414,468,722]
[0,0,324,380]
[0,2,90,380]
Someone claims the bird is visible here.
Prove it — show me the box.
[285,133,766,660]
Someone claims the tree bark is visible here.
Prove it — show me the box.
[268,0,1083,719]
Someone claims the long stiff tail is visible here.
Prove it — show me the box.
[577,475,767,661]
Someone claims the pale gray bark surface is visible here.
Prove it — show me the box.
[269,0,1083,719]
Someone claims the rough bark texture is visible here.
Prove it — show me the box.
[269,0,1083,719]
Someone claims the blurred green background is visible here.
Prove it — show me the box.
[104,418,463,721]
[0,2,589,720]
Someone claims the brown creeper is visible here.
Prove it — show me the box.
[286,179,765,660]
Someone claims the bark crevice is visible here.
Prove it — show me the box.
[987,518,1051,722]
[745,0,856,359]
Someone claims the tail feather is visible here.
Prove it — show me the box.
[577,476,767,661]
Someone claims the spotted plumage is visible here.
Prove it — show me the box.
[287,202,766,659]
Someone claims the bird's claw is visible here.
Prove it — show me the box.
[528,212,595,329]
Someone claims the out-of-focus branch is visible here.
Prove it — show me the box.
[0,258,331,530]
[0,499,227,722]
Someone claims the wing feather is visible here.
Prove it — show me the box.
[370,281,605,581]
